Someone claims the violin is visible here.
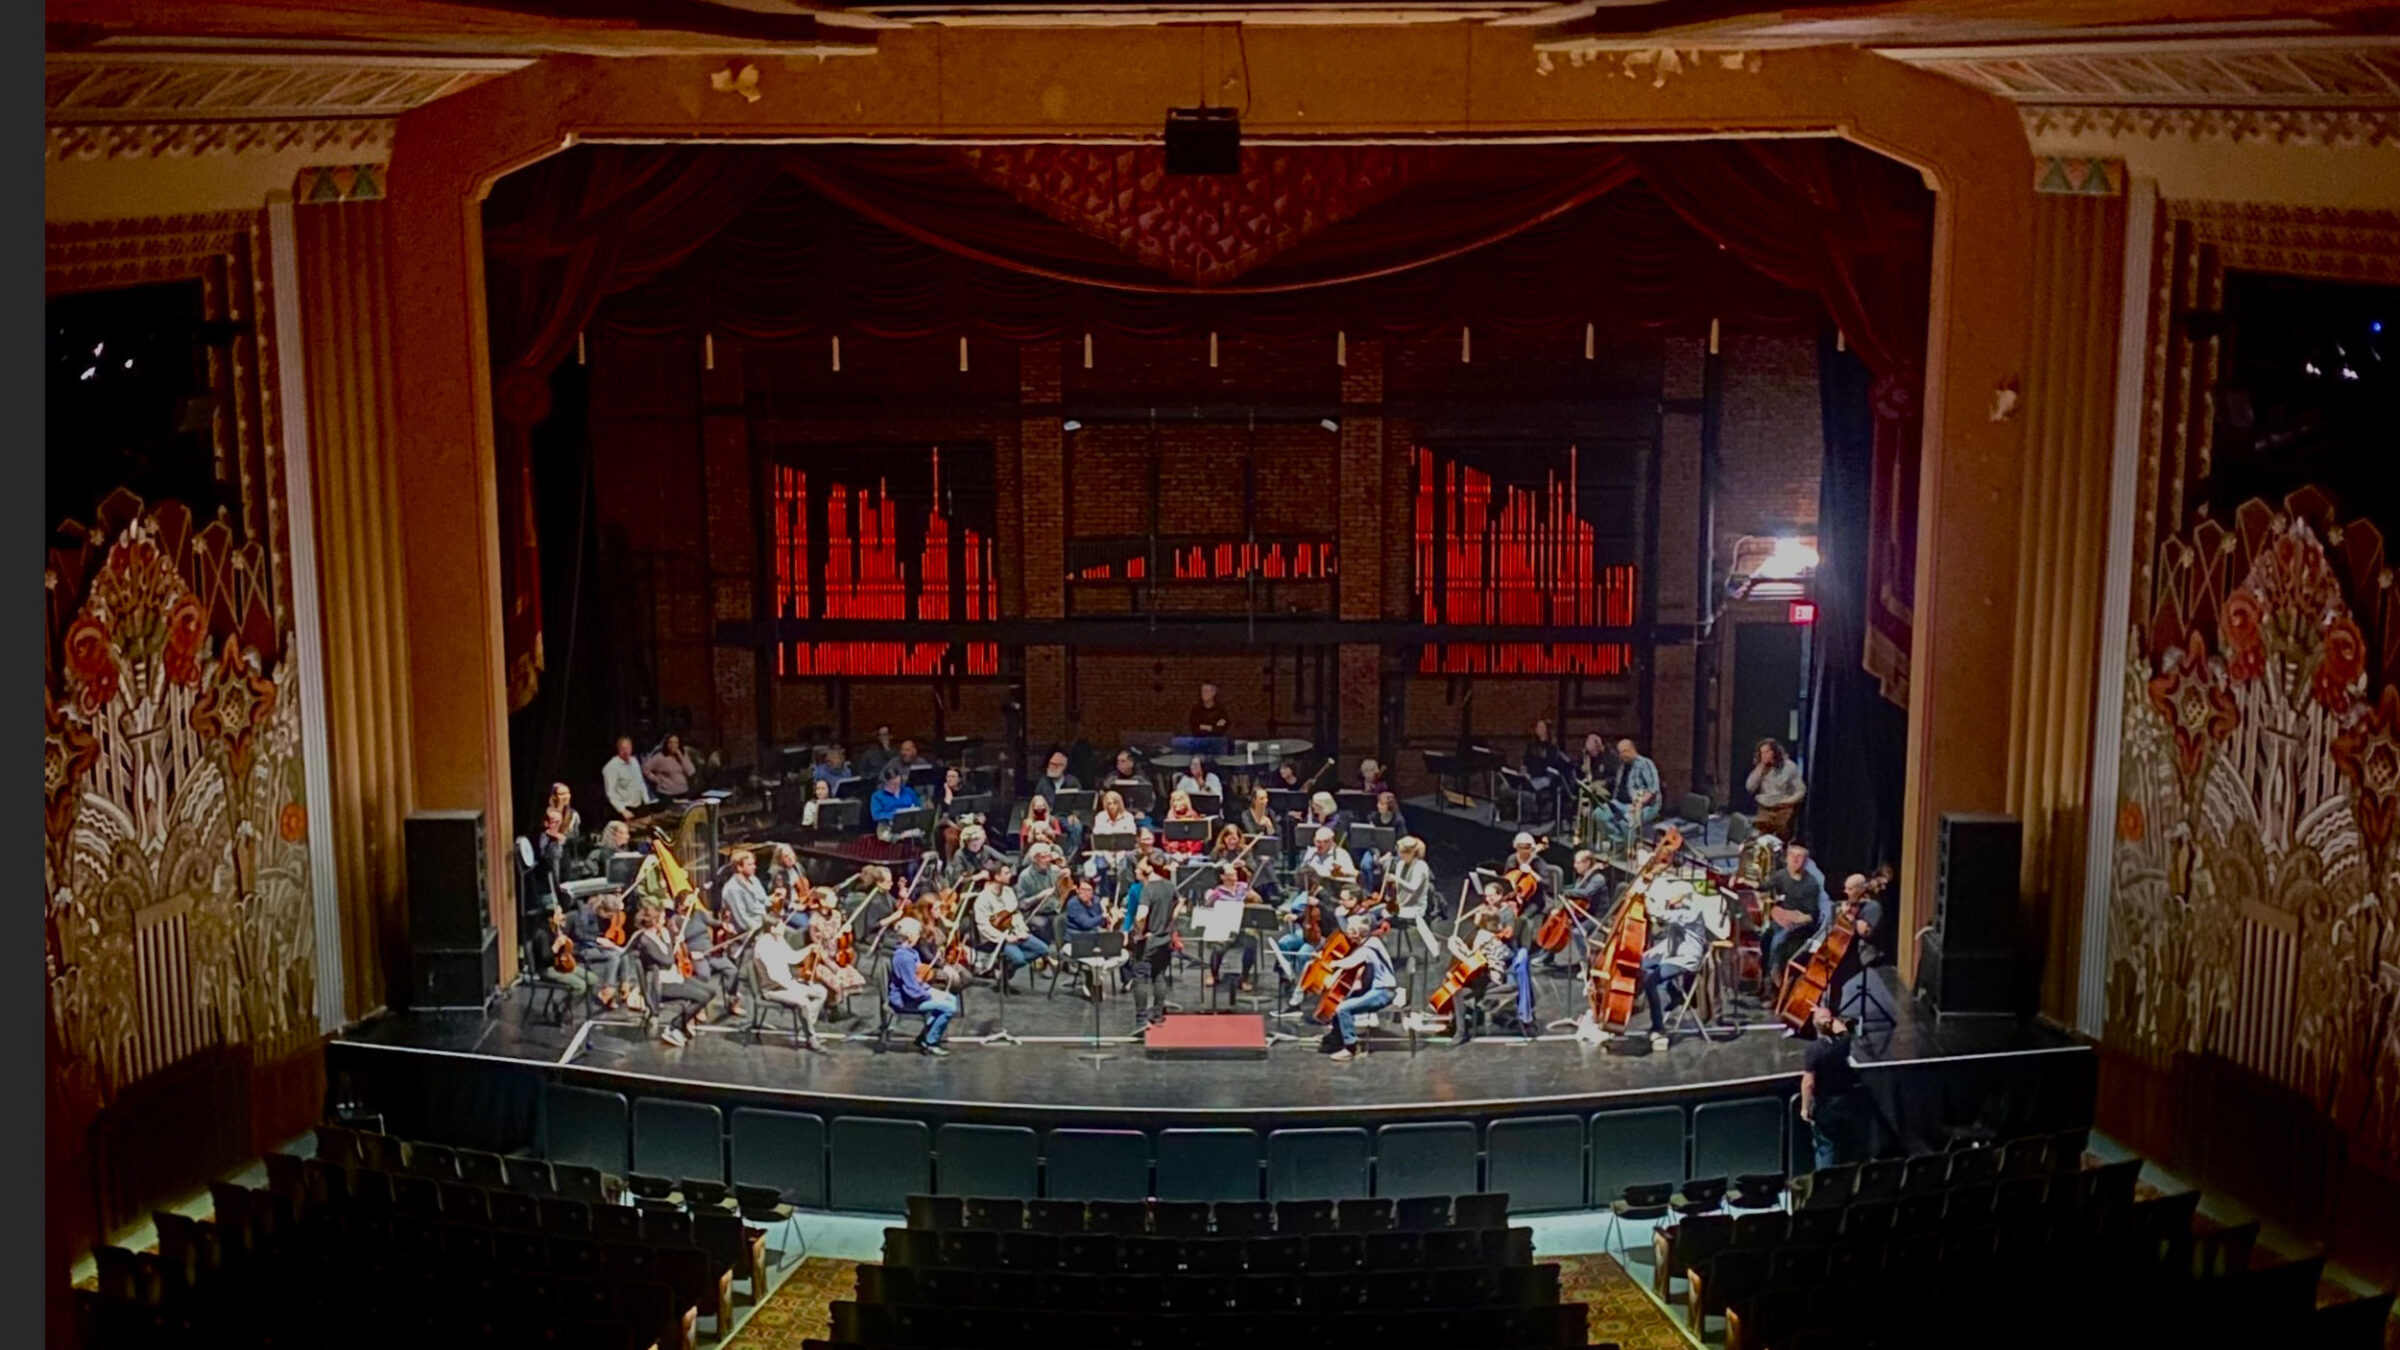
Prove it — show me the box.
[602,907,627,947]
[1589,826,1681,1032]
[548,913,578,975]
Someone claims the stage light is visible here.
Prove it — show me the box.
[1756,536,1820,580]
[1788,600,1818,626]
[1320,418,1340,433]
[1164,106,1240,175]
[1062,419,1082,432]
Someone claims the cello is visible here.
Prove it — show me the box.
[1589,826,1682,1033]
[1774,895,1863,1030]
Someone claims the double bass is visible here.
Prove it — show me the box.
[1589,826,1682,1032]
[1774,880,1879,1030]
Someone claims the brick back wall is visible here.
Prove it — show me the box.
[574,329,1822,789]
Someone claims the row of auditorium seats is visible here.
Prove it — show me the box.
[1634,1137,2395,1350]
[796,1189,1604,1350]
[77,1125,776,1350]
[537,1081,1803,1214]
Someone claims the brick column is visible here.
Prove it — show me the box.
[1020,343,1065,621]
[701,339,759,770]
[1649,338,1707,806]
[1338,340,1385,624]
[1338,645,1382,769]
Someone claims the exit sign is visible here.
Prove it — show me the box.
[1788,600,1818,626]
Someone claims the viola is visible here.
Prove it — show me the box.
[602,909,627,947]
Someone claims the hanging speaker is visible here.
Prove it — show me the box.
[1164,107,1240,175]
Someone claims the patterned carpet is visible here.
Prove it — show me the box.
[723,1253,1692,1349]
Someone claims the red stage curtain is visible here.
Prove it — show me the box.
[481,147,788,710]
[1625,141,1934,704]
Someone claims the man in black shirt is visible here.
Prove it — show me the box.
[1801,1004,1867,1167]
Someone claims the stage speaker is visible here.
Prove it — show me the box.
[1164,107,1240,175]
[405,809,488,949]
[403,931,500,1012]
[1934,812,2022,953]
[1914,930,2014,1016]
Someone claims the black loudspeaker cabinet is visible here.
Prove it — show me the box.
[1934,812,2023,953]
[1915,931,2015,1016]
[404,930,500,1011]
[406,809,488,949]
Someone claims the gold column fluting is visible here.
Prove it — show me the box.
[2007,184,2126,1019]
[295,196,418,1017]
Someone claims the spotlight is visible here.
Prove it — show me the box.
[1062,419,1083,433]
[1164,106,1240,175]
[1320,418,1341,433]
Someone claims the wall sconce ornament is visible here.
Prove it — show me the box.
[711,64,761,103]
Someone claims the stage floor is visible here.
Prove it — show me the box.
[340,966,2078,1122]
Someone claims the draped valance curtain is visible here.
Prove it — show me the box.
[482,140,1934,711]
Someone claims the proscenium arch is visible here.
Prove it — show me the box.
[385,28,2034,982]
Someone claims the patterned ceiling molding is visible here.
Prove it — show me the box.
[2170,199,2400,287]
[46,210,259,297]
[2034,155,2122,197]
[46,53,527,124]
[46,117,395,163]
[1885,39,2400,107]
[2022,104,2400,149]
[1530,45,1763,85]
[293,164,385,204]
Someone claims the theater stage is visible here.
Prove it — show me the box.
[331,966,2094,1171]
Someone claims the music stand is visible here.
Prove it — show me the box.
[605,851,645,886]
[1267,790,1311,821]
[1090,827,1138,856]
[1185,792,1223,818]
[1053,789,1096,819]
[1239,904,1293,1032]
[810,800,863,833]
[833,775,872,802]
[1117,782,1157,816]
[1346,825,1397,859]
[1335,791,1378,819]
[882,805,935,842]
[905,763,943,791]
[1162,818,1210,851]
[1066,929,1126,1065]
[945,793,994,822]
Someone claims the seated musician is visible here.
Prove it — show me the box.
[868,764,919,826]
[1202,862,1257,991]
[1357,790,1409,891]
[857,725,897,781]
[1356,758,1390,797]
[567,892,639,1012]
[750,891,827,1049]
[1524,718,1571,787]
[1304,791,1348,838]
[1295,827,1357,892]
[1162,790,1208,857]
[1087,789,1138,860]
[1019,795,1062,853]
[1763,843,1829,990]
[1553,849,1611,974]
[1062,876,1111,938]
[974,867,1050,985]
[676,890,739,1015]
[1747,739,1806,840]
[851,864,900,954]
[894,738,934,776]
[1105,749,1148,791]
[885,916,958,1057]
[546,782,584,849]
[1598,738,1662,855]
[1385,836,1438,959]
[1013,844,1069,941]
[1173,757,1223,801]
[804,890,867,1017]
[531,807,571,911]
[1576,731,1611,787]
[799,779,836,829]
[936,765,968,815]
[1272,759,1308,796]
[947,822,1008,887]
[1441,909,1513,1045]
[644,733,699,801]
[766,845,809,922]
[1031,751,1087,854]
[1314,914,1398,1062]
[1239,787,1280,843]
[602,736,655,821]
[576,819,632,883]
[718,847,774,938]
[629,903,715,1047]
[539,908,595,1000]
[1631,877,1707,1050]
[813,742,855,788]
[1827,871,1889,1012]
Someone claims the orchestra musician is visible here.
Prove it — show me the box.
[567,892,639,1012]
[1201,862,1258,991]
[1356,790,1409,892]
[1523,719,1573,786]
[1629,877,1707,1051]
[541,908,594,1002]
[974,866,1051,987]
[868,764,918,826]
[1303,792,1349,841]
[852,865,902,959]
[1172,757,1223,802]
[813,743,854,788]
[1552,848,1610,975]
[644,732,699,800]
[1598,738,1662,855]
[602,736,655,820]
[893,738,934,776]
[1087,790,1138,863]
[1061,876,1111,943]
[1031,751,1087,855]
[766,844,808,918]
[1441,906,1514,1046]
[1575,732,1610,786]
[1105,749,1148,793]
[1014,844,1069,941]
[576,819,631,882]
[1295,827,1357,892]
[1019,795,1062,852]
[531,807,571,910]
[1763,843,1830,994]
[1123,870,1184,1031]
[1271,759,1307,795]
[1162,790,1208,857]
[800,779,836,828]
[805,890,867,1017]
[1239,788,1281,857]
[750,890,828,1049]
[1384,836,1438,959]
[858,724,898,780]
[885,916,958,1057]
[946,823,1007,887]
[1355,758,1390,798]
[630,903,715,1047]
[1747,739,1806,841]
[546,782,584,847]
[1314,914,1398,1062]
[718,847,775,937]
[1209,821,1276,902]
[676,889,740,1014]
[1494,845,1552,1037]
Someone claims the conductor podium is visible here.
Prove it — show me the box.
[1143,1013,1270,1061]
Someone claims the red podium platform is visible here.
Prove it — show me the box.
[1142,1013,1270,1061]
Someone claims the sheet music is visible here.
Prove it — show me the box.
[1193,895,1244,942]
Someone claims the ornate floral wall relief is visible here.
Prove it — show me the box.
[2108,489,2400,1172]
[44,488,315,1123]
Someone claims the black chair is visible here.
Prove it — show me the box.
[1392,1195,1451,1231]
[593,1203,644,1245]
[1690,1248,1769,1327]
[406,1142,460,1182]
[641,1208,694,1247]
[1651,1211,1730,1298]
[966,1197,1025,1231]
[1027,1199,1084,1234]
[2307,1292,2397,1350]
[1605,1183,1672,1262]
[1669,1176,1727,1219]
[735,1183,801,1269]
[1729,1212,1788,1249]
[1839,1201,1894,1241]
[1275,1199,1335,1235]
[1334,1198,1393,1232]
[1213,1201,1273,1237]
[540,1197,593,1235]
[439,1180,491,1224]
[627,1173,682,1207]
[1766,1244,1829,1285]
[1899,1152,1951,1196]
[553,1163,611,1205]
[392,1174,442,1217]
[1787,1207,1844,1246]
[908,1194,965,1231]
[1726,1173,1784,1211]
[1450,1193,1509,1229]
[1792,1162,1854,1211]
[1089,1200,1148,1235]
[358,1131,406,1175]
[694,1208,766,1297]
[1946,1144,2000,1187]
[456,1149,509,1190]
[1852,1157,1903,1204]
[262,1152,307,1203]
[1153,1201,1211,1237]
[1998,1135,2052,1180]
[507,1157,555,1197]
